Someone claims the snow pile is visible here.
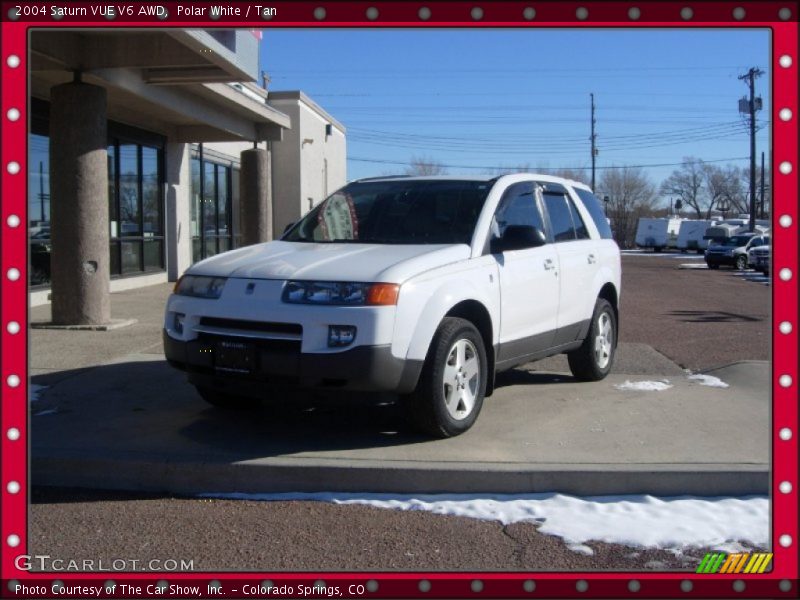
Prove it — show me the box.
[687,374,729,388]
[614,380,673,392]
[201,492,768,554]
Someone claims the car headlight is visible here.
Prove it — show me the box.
[174,275,227,299]
[282,281,399,306]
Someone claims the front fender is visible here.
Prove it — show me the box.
[392,261,499,362]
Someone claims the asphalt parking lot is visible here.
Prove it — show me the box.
[616,252,769,371]
[28,254,772,571]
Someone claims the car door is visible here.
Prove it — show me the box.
[541,186,599,345]
[491,181,560,365]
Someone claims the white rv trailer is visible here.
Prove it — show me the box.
[635,217,683,252]
[677,219,719,253]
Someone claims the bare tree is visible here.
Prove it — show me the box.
[741,164,769,218]
[597,166,658,248]
[660,157,706,219]
[701,163,731,219]
[405,156,448,176]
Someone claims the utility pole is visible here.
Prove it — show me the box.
[760,151,766,219]
[738,67,763,232]
[590,93,597,191]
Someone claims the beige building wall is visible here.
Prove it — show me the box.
[267,92,347,238]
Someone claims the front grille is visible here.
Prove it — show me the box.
[199,317,301,335]
[197,333,300,352]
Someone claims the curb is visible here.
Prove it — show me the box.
[33,456,769,497]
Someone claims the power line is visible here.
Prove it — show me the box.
[346,126,753,155]
[347,121,754,145]
[347,156,752,172]
[271,65,755,74]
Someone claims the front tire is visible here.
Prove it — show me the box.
[406,317,487,438]
[568,298,617,381]
[735,255,748,271]
[195,385,259,410]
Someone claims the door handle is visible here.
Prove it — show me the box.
[587,254,597,264]
[544,258,555,271]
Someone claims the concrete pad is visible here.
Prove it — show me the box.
[31,353,769,497]
[30,283,170,371]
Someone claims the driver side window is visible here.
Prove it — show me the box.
[493,182,547,238]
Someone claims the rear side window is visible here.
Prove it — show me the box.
[543,192,576,242]
[567,197,590,240]
[574,188,613,239]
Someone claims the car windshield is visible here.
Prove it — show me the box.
[283,179,492,245]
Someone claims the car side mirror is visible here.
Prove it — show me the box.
[491,225,547,253]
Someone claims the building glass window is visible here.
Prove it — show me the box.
[29,98,165,287]
[29,131,51,286]
[109,139,165,276]
[191,148,234,263]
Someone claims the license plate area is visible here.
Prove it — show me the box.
[214,340,255,374]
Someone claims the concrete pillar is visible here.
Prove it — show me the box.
[165,142,192,281]
[240,147,272,245]
[49,81,110,325]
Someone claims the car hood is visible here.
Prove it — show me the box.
[707,244,744,252]
[186,241,471,283]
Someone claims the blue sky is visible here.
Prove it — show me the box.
[260,28,770,200]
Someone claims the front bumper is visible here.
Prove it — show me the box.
[705,253,734,267]
[163,330,423,396]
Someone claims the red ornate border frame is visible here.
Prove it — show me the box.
[1,2,797,598]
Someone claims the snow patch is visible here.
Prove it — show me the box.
[568,543,595,556]
[687,374,729,388]
[199,492,768,553]
[614,380,673,392]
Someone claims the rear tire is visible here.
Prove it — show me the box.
[568,298,617,381]
[195,385,259,410]
[405,317,487,438]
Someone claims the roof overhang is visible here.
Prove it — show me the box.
[30,30,288,142]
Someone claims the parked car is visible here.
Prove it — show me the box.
[749,244,770,275]
[163,175,621,437]
[705,233,769,270]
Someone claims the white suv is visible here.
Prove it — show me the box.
[164,175,621,437]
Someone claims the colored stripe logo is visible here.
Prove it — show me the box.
[696,552,773,574]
